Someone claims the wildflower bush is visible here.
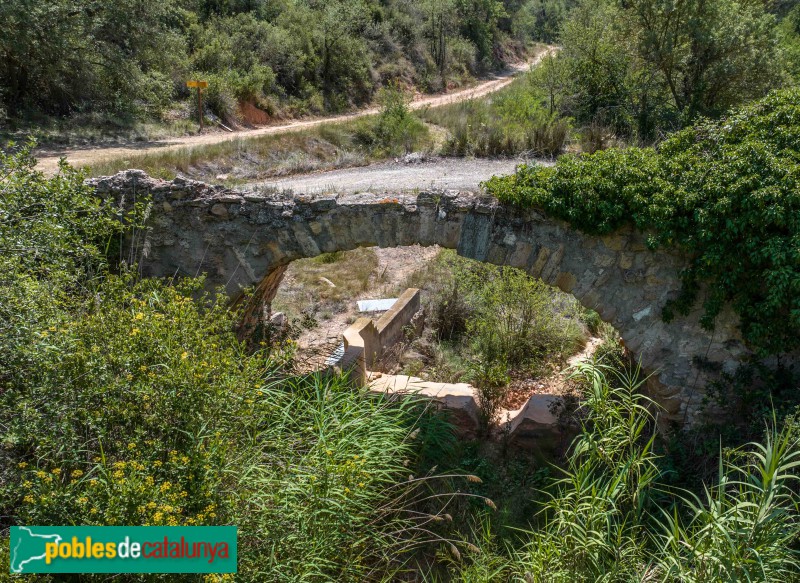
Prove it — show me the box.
[486,88,800,356]
[0,144,461,581]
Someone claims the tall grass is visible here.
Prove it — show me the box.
[235,374,447,580]
[503,363,800,583]
[420,73,571,158]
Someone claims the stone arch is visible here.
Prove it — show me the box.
[91,171,752,425]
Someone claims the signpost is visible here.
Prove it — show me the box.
[186,80,208,131]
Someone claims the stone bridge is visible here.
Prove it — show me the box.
[91,170,753,425]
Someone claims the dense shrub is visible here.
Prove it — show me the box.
[1,0,540,126]
[353,83,431,155]
[544,0,784,141]
[486,88,800,355]
[461,265,584,371]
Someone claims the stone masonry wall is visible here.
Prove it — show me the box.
[89,170,758,426]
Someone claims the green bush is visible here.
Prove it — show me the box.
[353,83,431,156]
[461,265,584,372]
[506,364,800,582]
[486,88,800,355]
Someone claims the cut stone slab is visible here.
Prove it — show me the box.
[369,374,480,434]
[502,394,574,461]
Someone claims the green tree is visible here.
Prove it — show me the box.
[456,0,508,70]
[425,0,458,85]
[550,0,785,140]
[630,0,783,120]
[0,0,186,117]
[487,88,800,355]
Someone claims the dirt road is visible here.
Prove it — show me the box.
[245,155,551,195]
[34,49,555,175]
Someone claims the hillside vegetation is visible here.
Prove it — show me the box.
[4,113,800,579]
[0,0,551,136]
[5,0,800,580]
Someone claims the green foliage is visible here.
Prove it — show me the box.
[486,88,800,355]
[657,422,800,581]
[510,0,575,43]
[0,0,186,118]
[779,4,800,82]
[0,142,125,382]
[235,376,428,579]
[469,359,512,428]
[461,265,584,372]
[354,83,430,155]
[0,0,542,127]
[455,0,508,70]
[421,71,571,157]
[0,145,466,580]
[546,0,785,140]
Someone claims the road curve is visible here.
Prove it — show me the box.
[33,48,556,176]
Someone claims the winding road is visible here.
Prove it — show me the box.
[34,48,556,176]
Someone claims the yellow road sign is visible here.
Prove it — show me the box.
[186,80,208,88]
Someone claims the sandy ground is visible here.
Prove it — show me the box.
[245,155,548,195]
[33,49,556,176]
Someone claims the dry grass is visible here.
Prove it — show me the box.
[87,115,433,184]
[272,247,380,320]
[5,112,201,150]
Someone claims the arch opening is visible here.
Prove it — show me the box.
[95,171,752,424]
